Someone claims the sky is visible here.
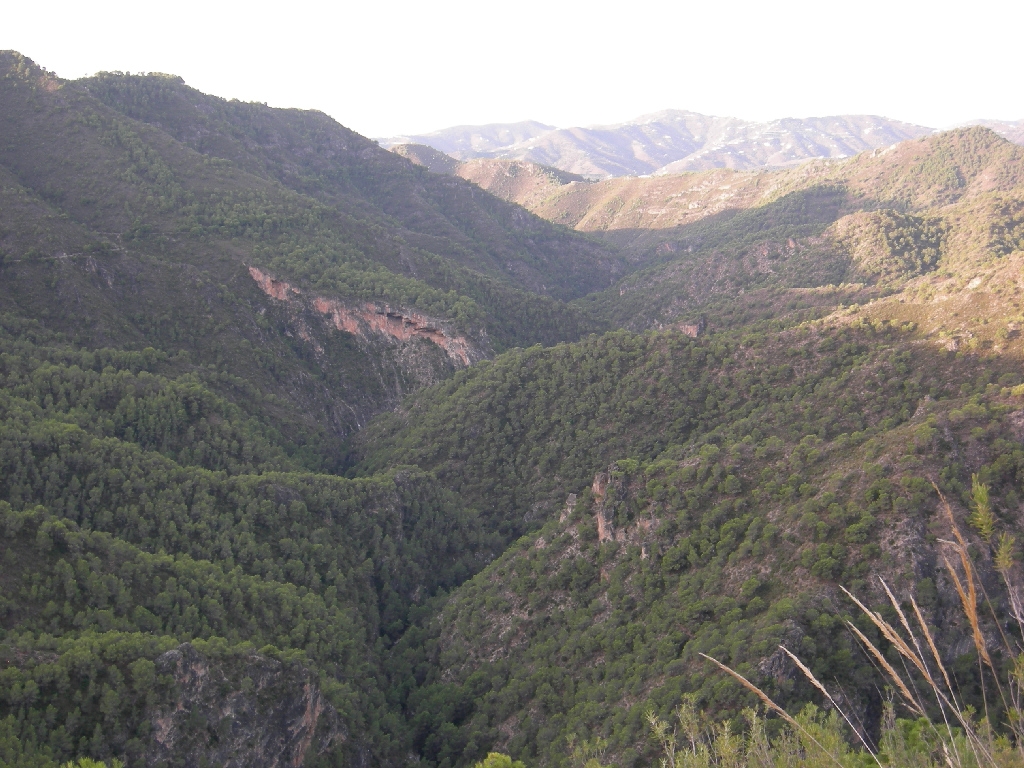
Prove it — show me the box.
[3,0,1022,139]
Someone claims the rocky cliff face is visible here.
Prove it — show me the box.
[146,643,341,768]
[249,266,484,366]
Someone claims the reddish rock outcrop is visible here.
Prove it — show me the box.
[591,472,614,543]
[312,297,472,366]
[249,267,475,365]
[249,266,301,301]
[675,314,707,338]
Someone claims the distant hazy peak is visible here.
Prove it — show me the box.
[379,120,556,157]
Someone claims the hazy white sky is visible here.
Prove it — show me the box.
[3,0,1022,138]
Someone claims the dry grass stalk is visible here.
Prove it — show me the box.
[834,593,999,766]
[879,577,936,681]
[698,478,1023,767]
[944,553,995,671]
[910,594,957,703]
[698,653,847,768]
[840,585,930,680]
[937,486,995,671]
[779,645,883,766]
[907,592,970,767]
[941,485,1024,745]
[843,620,925,717]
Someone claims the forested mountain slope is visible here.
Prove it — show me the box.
[355,314,1024,767]
[0,318,500,767]
[970,118,1024,145]
[78,71,623,305]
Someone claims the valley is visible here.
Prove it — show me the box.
[2,50,1024,768]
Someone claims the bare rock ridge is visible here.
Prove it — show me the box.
[248,267,480,365]
[147,643,340,768]
[591,471,612,543]
[589,465,657,567]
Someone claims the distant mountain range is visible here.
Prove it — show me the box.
[380,110,1024,178]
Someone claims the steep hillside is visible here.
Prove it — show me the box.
[0,51,618,767]
[381,112,934,178]
[383,149,591,213]
[7,51,1024,768]
[455,159,589,212]
[0,317,500,766]
[476,127,1024,235]
[79,73,624,305]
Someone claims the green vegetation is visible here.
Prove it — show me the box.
[575,186,853,331]
[77,68,621,340]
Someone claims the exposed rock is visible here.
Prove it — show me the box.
[249,267,302,302]
[675,315,707,338]
[146,643,341,768]
[590,472,614,543]
[560,493,577,522]
[248,266,481,365]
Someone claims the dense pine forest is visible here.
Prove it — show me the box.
[4,50,1024,768]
